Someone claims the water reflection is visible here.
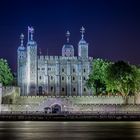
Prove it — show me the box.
[0,121,139,140]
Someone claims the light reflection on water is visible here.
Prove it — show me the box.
[0,121,139,140]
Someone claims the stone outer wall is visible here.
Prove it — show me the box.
[2,86,20,97]
[1,95,140,112]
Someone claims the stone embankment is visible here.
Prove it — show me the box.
[0,112,140,121]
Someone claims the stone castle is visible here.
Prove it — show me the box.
[17,26,93,96]
[1,26,140,113]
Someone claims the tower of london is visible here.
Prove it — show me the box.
[17,26,93,96]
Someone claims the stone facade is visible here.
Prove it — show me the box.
[17,27,92,96]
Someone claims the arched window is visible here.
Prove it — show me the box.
[84,88,86,92]
[83,77,86,81]
[62,76,64,80]
[84,69,86,72]
[73,69,75,72]
[51,87,53,91]
[62,68,64,72]
[62,87,64,92]
[39,86,43,95]
[73,88,76,92]
[51,76,53,80]
[73,77,75,81]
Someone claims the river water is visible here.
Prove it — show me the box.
[0,121,139,140]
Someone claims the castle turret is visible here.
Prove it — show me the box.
[17,34,27,95]
[26,27,37,95]
[62,31,74,57]
[78,26,88,58]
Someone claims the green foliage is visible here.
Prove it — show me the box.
[86,58,111,95]
[0,58,14,86]
[129,65,140,94]
[105,61,140,97]
[86,59,140,100]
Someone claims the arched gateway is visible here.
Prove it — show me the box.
[44,104,62,114]
[52,104,61,113]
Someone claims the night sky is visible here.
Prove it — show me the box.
[0,0,140,72]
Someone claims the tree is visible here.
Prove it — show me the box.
[105,61,140,104]
[130,65,140,104]
[0,59,14,86]
[86,58,111,95]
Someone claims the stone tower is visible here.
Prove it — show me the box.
[62,31,74,57]
[26,27,37,95]
[78,26,88,58]
[17,34,27,95]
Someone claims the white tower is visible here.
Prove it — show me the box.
[17,34,27,95]
[78,26,88,58]
[62,31,74,57]
[26,27,37,95]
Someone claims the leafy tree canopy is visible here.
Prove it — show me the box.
[105,61,140,97]
[0,59,14,86]
[86,59,140,99]
[86,58,111,95]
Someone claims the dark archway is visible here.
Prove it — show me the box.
[51,104,61,114]
[39,86,43,95]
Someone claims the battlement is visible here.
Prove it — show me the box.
[38,55,93,62]
[13,95,136,105]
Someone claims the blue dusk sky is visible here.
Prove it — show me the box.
[0,0,140,71]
